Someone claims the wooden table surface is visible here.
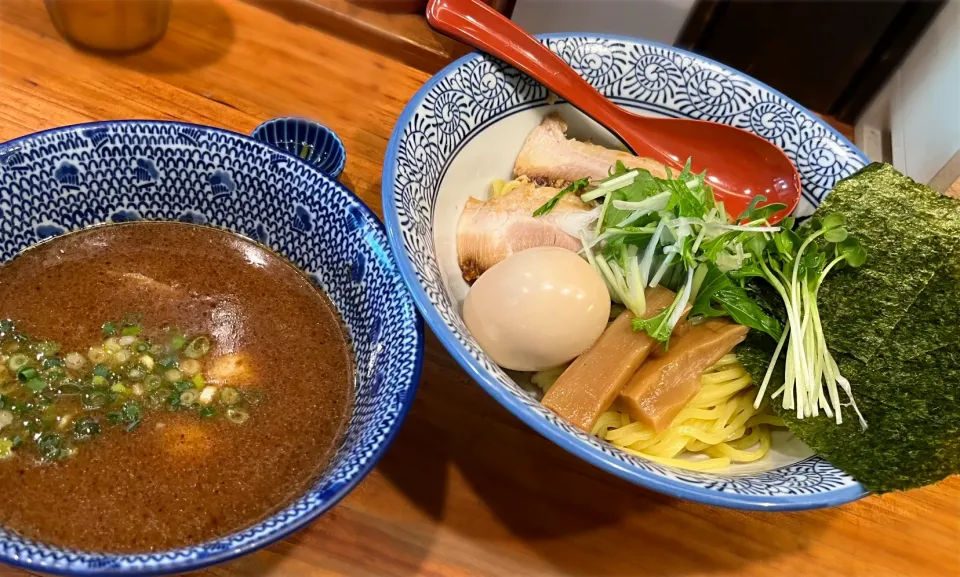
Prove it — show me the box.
[0,1,958,575]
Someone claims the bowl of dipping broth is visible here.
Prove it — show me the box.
[0,119,422,574]
[382,33,872,510]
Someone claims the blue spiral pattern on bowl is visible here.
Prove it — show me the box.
[0,120,422,575]
[251,117,346,178]
[382,33,870,511]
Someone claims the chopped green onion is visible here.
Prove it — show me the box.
[82,390,108,409]
[173,381,194,393]
[7,354,28,372]
[179,389,198,407]
[183,337,211,359]
[17,366,38,382]
[72,418,101,441]
[35,341,59,357]
[146,389,168,409]
[122,401,141,423]
[0,320,260,461]
[118,335,138,347]
[179,358,202,377]
[25,377,47,392]
[58,384,81,396]
[219,387,240,406]
[144,375,163,390]
[88,347,108,364]
[225,407,249,425]
[65,352,85,370]
[36,432,63,461]
[139,355,155,371]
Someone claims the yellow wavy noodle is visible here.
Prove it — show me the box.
[589,356,783,471]
[532,354,783,470]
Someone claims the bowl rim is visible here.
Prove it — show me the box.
[250,116,348,179]
[381,32,869,511]
[0,119,425,575]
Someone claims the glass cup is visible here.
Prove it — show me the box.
[44,0,172,53]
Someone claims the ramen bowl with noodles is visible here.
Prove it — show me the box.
[0,118,423,574]
[382,33,871,510]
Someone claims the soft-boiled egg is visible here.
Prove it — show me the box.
[463,246,610,371]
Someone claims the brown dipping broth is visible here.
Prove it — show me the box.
[0,222,354,552]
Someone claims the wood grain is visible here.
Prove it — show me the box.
[242,0,470,73]
[0,1,957,576]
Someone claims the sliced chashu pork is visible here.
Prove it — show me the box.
[457,178,594,282]
[514,113,668,184]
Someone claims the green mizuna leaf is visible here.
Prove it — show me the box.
[690,263,781,340]
[602,170,660,229]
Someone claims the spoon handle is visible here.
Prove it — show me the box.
[426,0,639,149]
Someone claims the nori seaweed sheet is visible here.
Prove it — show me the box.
[884,184,960,360]
[814,164,960,362]
[889,260,960,360]
[738,334,960,493]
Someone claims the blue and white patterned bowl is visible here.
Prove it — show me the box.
[382,33,869,510]
[251,117,347,178]
[0,119,423,574]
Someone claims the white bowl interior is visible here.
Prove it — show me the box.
[434,102,813,474]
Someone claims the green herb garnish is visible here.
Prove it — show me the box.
[690,262,781,340]
[532,177,590,217]
[25,379,47,393]
[578,158,782,347]
[0,317,257,463]
[36,432,65,462]
[121,325,142,337]
[742,212,867,425]
[72,418,101,441]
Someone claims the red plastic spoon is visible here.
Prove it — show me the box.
[426,0,801,222]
